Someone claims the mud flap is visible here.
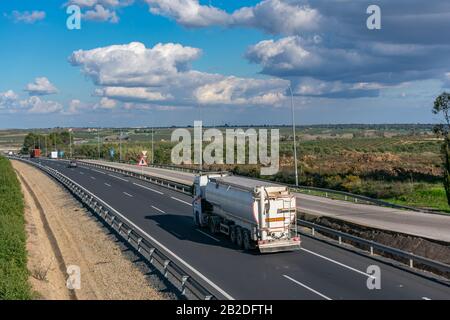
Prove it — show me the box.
[258,239,301,253]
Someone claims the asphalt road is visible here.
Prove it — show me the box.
[31,158,450,300]
[82,160,450,243]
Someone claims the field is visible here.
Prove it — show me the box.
[1,124,447,212]
[0,156,32,299]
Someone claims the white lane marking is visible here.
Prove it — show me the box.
[171,196,192,206]
[79,171,84,175]
[422,297,432,300]
[104,183,111,187]
[90,176,96,180]
[108,174,129,182]
[283,275,332,300]
[78,187,234,300]
[133,182,164,195]
[123,192,133,197]
[91,168,106,175]
[300,248,376,279]
[196,229,220,242]
[151,205,165,214]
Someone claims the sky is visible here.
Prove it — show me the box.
[1,0,450,128]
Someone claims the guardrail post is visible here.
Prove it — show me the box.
[181,275,189,295]
[163,260,170,278]
[370,246,374,256]
[338,236,342,244]
[409,259,414,268]
[312,228,315,236]
[148,248,155,263]
[325,192,328,198]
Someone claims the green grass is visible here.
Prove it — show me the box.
[383,184,450,213]
[0,156,32,299]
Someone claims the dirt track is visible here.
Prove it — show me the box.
[12,160,165,300]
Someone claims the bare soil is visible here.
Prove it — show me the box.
[12,160,165,300]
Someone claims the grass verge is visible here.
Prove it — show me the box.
[0,156,32,299]
[383,184,450,214]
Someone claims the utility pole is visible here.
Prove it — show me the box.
[151,127,154,165]
[289,86,299,186]
[97,128,100,159]
[69,130,73,159]
[119,129,122,162]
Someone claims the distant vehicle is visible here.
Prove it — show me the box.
[193,173,301,253]
[30,149,41,158]
[8,151,13,156]
[68,160,77,168]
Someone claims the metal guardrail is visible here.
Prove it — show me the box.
[10,156,450,281]
[111,160,432,214]
[11,157,216,300]
[297,219,450,278]
[79,161,192,195]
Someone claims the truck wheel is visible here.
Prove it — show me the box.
[236,227,244,248]
[243,230,252,250]
[230,226,237,244]
[194,211,201,227]
[208,217,217,234]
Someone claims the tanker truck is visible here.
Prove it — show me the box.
[193,173,301,253]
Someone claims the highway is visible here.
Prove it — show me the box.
[82,160,450,243]
[27,158,450,300]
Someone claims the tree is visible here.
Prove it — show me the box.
[432,92,450,205]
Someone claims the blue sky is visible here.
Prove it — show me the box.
[0,0,449,128]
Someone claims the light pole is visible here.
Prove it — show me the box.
[119,129,122,162]
[288,85,299,186]
[97,127,100,159]
[151,127,154,165]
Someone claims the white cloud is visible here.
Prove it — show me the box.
[0,90,19,109]
[66,0,133,23]
[194,76,287,106]
[95,97,118,109]
[145,0,321,34]
[70,41,291,109]
[69,42,203,87]
[96,87,171,102]
[20,96,63,114]
[11,10,46,24]
[25,77,58,95]
[83,4,119,23]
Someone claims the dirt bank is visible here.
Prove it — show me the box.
[12,160,166,300]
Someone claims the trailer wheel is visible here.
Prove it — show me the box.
[194,211,201,227]
[208,217,217,234]
[243,230,252,250]
[236,227,244,248]
[230,226,237,244]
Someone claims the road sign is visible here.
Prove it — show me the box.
[137,151,148,166]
